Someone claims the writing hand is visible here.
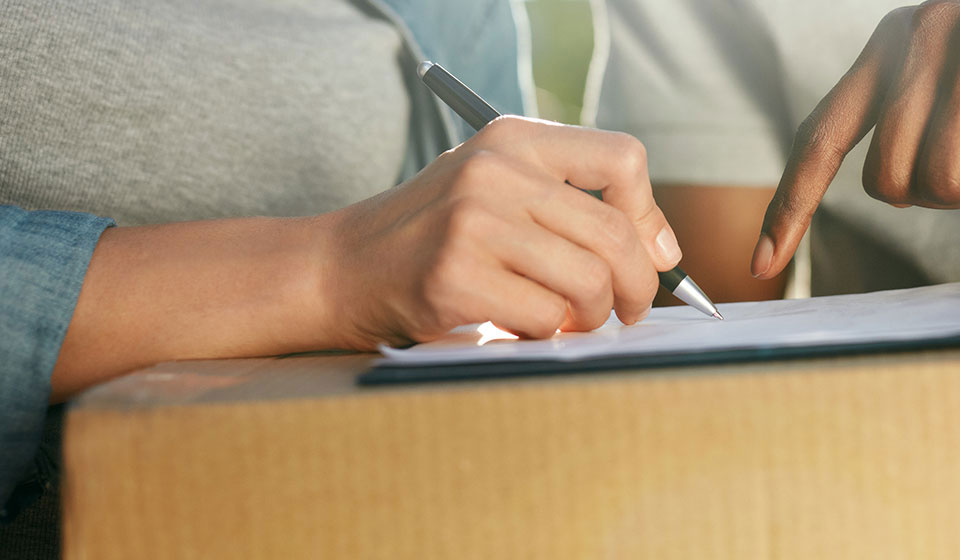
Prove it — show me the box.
[324,116,682,348]
[752,1,960,279]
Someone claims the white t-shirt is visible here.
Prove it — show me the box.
[593,0,960,296]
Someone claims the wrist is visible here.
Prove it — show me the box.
[298,204,400,352]
[273,212,348,352]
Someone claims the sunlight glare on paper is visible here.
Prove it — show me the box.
[476,321,520,346]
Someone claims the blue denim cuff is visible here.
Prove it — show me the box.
[0,205,114,519]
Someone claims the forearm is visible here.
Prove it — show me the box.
[49,117,705,401]
[51,215,335,402]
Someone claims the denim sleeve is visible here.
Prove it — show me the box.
[0,205,114,520]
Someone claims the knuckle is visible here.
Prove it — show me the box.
[446,197,491,240]
[577,256,613,301]
[477,115,523,143]
[600,207,636,256]
[913,1,960,33]
[613,133,648,174]
[880,6,917,29]
[453,150,501,192]
[769,189,817,225]
[795,114,847,169]
[862,163,911,204]
[918,167,960,205]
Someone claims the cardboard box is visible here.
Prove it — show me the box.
[63,349,960,559]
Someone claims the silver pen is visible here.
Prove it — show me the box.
[418,61,723,321]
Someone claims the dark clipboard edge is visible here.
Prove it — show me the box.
[358,335,960,385]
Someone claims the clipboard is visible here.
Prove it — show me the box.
[360,283,960,385]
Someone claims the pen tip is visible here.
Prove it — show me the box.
[713,312,724,321]
[417,61,434,79]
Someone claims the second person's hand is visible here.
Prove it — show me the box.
[752,1,960,279]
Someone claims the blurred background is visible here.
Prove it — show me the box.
[524,0,594,125]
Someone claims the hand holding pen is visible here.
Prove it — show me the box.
[418,61,721,320]
[311,62,720,350]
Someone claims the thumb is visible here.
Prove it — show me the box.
[633,204,682,272]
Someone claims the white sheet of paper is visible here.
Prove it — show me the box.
[378,283,960,366]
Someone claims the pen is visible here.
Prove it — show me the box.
[418,61,723,321]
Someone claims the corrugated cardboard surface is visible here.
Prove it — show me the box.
[63,350,960,559]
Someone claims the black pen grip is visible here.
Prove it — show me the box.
[658,268,686,292]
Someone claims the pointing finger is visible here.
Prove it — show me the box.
[751,10,910,279]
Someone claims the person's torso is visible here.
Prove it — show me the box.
[0,0,415,225]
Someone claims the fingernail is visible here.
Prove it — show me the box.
[751,234,774,278]
[655,226,682,264]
